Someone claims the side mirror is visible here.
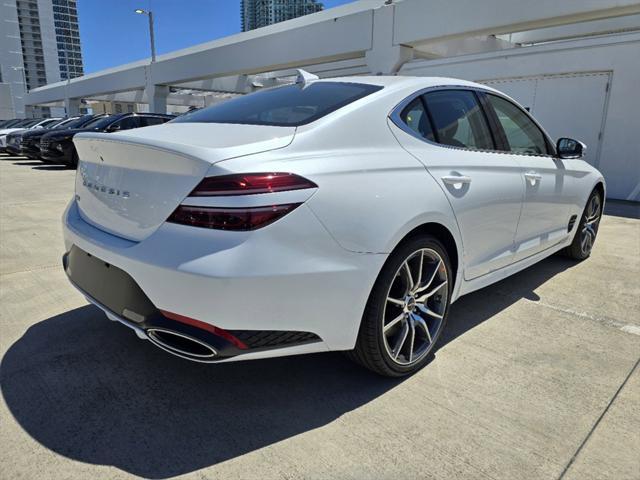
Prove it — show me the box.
[107,124,121,132]
[556,137,586,159]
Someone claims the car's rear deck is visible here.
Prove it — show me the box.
[1,153,639,479]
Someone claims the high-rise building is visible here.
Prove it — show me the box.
[51,0,84,81]
[241,0,324,32]
[0,0,84,118]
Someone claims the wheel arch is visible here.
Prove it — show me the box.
[393,222,461,295]
[593,181,606,202]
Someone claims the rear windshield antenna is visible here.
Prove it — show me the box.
[295,69,319,88]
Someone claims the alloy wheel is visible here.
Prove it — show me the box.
[580,194,601,255]
[382,248,449,366]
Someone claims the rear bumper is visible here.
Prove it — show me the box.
[64,245,321,360]
[62,199,386,356]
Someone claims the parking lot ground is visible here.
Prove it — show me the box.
[1,154,639,480]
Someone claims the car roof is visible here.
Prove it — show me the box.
[316,75,501,94]
[108,112,174,119]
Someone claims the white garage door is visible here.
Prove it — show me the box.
[480,72,611,168]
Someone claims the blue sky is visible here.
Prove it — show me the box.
[77,0,355,73]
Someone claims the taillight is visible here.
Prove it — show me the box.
[190,173,317,196]
[168,203,301,231]
[168,172,317,231]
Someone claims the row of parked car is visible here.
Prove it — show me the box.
[0,112,174,168]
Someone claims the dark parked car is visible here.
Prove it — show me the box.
[0,119,22,129]
[0,118,32,130]
[19,115,103,159]
[1,119,47,153]
[40,112,174,167]
[5,118,65,156]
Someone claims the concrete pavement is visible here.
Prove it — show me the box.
[1,154,638,480]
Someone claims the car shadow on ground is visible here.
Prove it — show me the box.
[11,160,43,166]
[9,159,68,170]
[0,254,577,478]
[32,165,70,171]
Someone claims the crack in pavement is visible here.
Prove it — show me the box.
[557,357,640,480]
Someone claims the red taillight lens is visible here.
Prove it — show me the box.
[190,173,317,196]
[168,203,301,231]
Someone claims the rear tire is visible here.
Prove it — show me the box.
[348,235,452,377]
[565,189,602,260]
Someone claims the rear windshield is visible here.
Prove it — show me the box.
[172,82,383,127]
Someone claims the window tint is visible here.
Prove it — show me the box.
[82,116,116,130]
[400,98,434,141]
[139,116,168,127]
[55,116,87,129]
[17,119,41,128]
[487,94,549,155]
[172,82,382,127]
[423,90,493,150]
[38,119,59,128]
[113,117,139,130]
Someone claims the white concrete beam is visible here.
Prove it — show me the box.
[365,3,413,74]
[394,0,640,46]
[503,14,640,44]
[87,90,146,104]
[171,75,255,93]
[148,7,375,85]
[413,35,515,59]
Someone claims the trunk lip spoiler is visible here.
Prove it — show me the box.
[73,126,298,166]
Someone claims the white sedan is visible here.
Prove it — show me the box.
[62,73,604,376]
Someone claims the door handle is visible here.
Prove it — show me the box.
[524,172,542,184]
[441,175,472,186]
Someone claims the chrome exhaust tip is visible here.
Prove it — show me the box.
[146,328,218,362]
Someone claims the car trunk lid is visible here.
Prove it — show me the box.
[73,123,295,241]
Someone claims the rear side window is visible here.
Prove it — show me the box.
[400,98,435,141]
[139,116,168,127]
[113,117,139,130]
[172,82,383,127]
[486,94,549,155]
[423,90,494,150]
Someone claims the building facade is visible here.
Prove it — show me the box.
[88,101,138,115]
[0,0,83,118]
[52,0,83,80]
[241,0,323,32]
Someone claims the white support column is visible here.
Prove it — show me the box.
[64,97,81,116]
[145,84,169,114]
[365,2,413,75]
